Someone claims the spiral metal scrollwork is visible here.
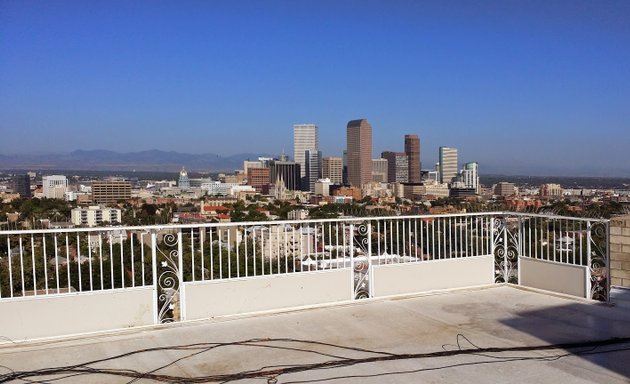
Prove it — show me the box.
[352,221,371,299]
[157,232,181,323]
[589,222,608,302]
[493,216,520,284]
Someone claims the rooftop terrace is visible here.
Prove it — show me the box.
[0,212,625,382]
[1,285,630,383]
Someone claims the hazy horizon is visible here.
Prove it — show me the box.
[1,1,629,177]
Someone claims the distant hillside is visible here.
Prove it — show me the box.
[0,150,272,172]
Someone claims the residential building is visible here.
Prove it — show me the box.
[321,157,343,185]
[439,147,458,184]
[42,175,68,200]
[381,151,408,183]
[92,180,132,204]
[71,206,122,227]
[346,119,372,187]
[372,158,388,183]
[404,134,421,183]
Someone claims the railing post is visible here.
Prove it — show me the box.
[517,216,523,285]
[151,230,158,325]
[606,221,611,304]
[367,221,373,298]
[503,215,508,282]
[586,221,592,299]
[177,230,186,321]
[490,215,496,281]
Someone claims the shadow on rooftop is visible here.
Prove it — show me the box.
[499,289,630,379]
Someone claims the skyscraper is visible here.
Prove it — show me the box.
[372,158,388,183]
[12,174,31,198]
[322,157,343,185]
[461,162,480,194]
[346,119,372,187]
[293,124,319,191]
[304,149,321,192]
[381,151,409,183]
[404,134,421,183]
[269,160,301,191]
[439,147,458,184]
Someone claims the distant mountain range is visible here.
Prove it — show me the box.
[0,150,272,172]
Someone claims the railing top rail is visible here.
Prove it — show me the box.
[508,212,609,223]
[0,211,608,235]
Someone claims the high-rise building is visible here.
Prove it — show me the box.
[322,157,343,185]
[12,174,31,198]
[178,167,190,190]
[304,149,321,192]
[243,160,263,174]
[346,119,372,187]
[269,160,301,191]
[381,151,409,183]
[92,180,132,204]
[293,124,318,190]
[42,175,68,200]
[439,147,458,184]
[494,182,516,197]
[247,167,270,194]
[404,134,421,183]
[461,162,480,194]
[372,158,388,183]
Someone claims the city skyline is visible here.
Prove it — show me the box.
[1,1,629,176]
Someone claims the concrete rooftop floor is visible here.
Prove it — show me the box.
[1,285,630,383]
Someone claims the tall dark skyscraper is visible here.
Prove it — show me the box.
[405,134,421,183]
[270,160,301,191]
[12,174,31,198]
[346,119,372,187]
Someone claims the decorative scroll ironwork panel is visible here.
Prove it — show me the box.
[589,221,608,302]
[156,231,182,323]
[493,216,520,284]
[351,221,371,299]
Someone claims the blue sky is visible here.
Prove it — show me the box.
[1,1,629,176]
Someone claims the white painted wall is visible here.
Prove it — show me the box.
[184,270,352,319]
[519,257,587,298]
[0,287,154,341]
[372,255,495,297]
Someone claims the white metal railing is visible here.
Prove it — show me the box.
[0,212,610,323]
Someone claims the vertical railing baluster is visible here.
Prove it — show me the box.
[42,234,49,295]
[120,233,125,288]
[21,237,26,295]
[191,228,196,282]
[54,235,60,294]
[76,233,82,292]
[6,237,13,298]
[30,235,37,295]
[109,234,114,289]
